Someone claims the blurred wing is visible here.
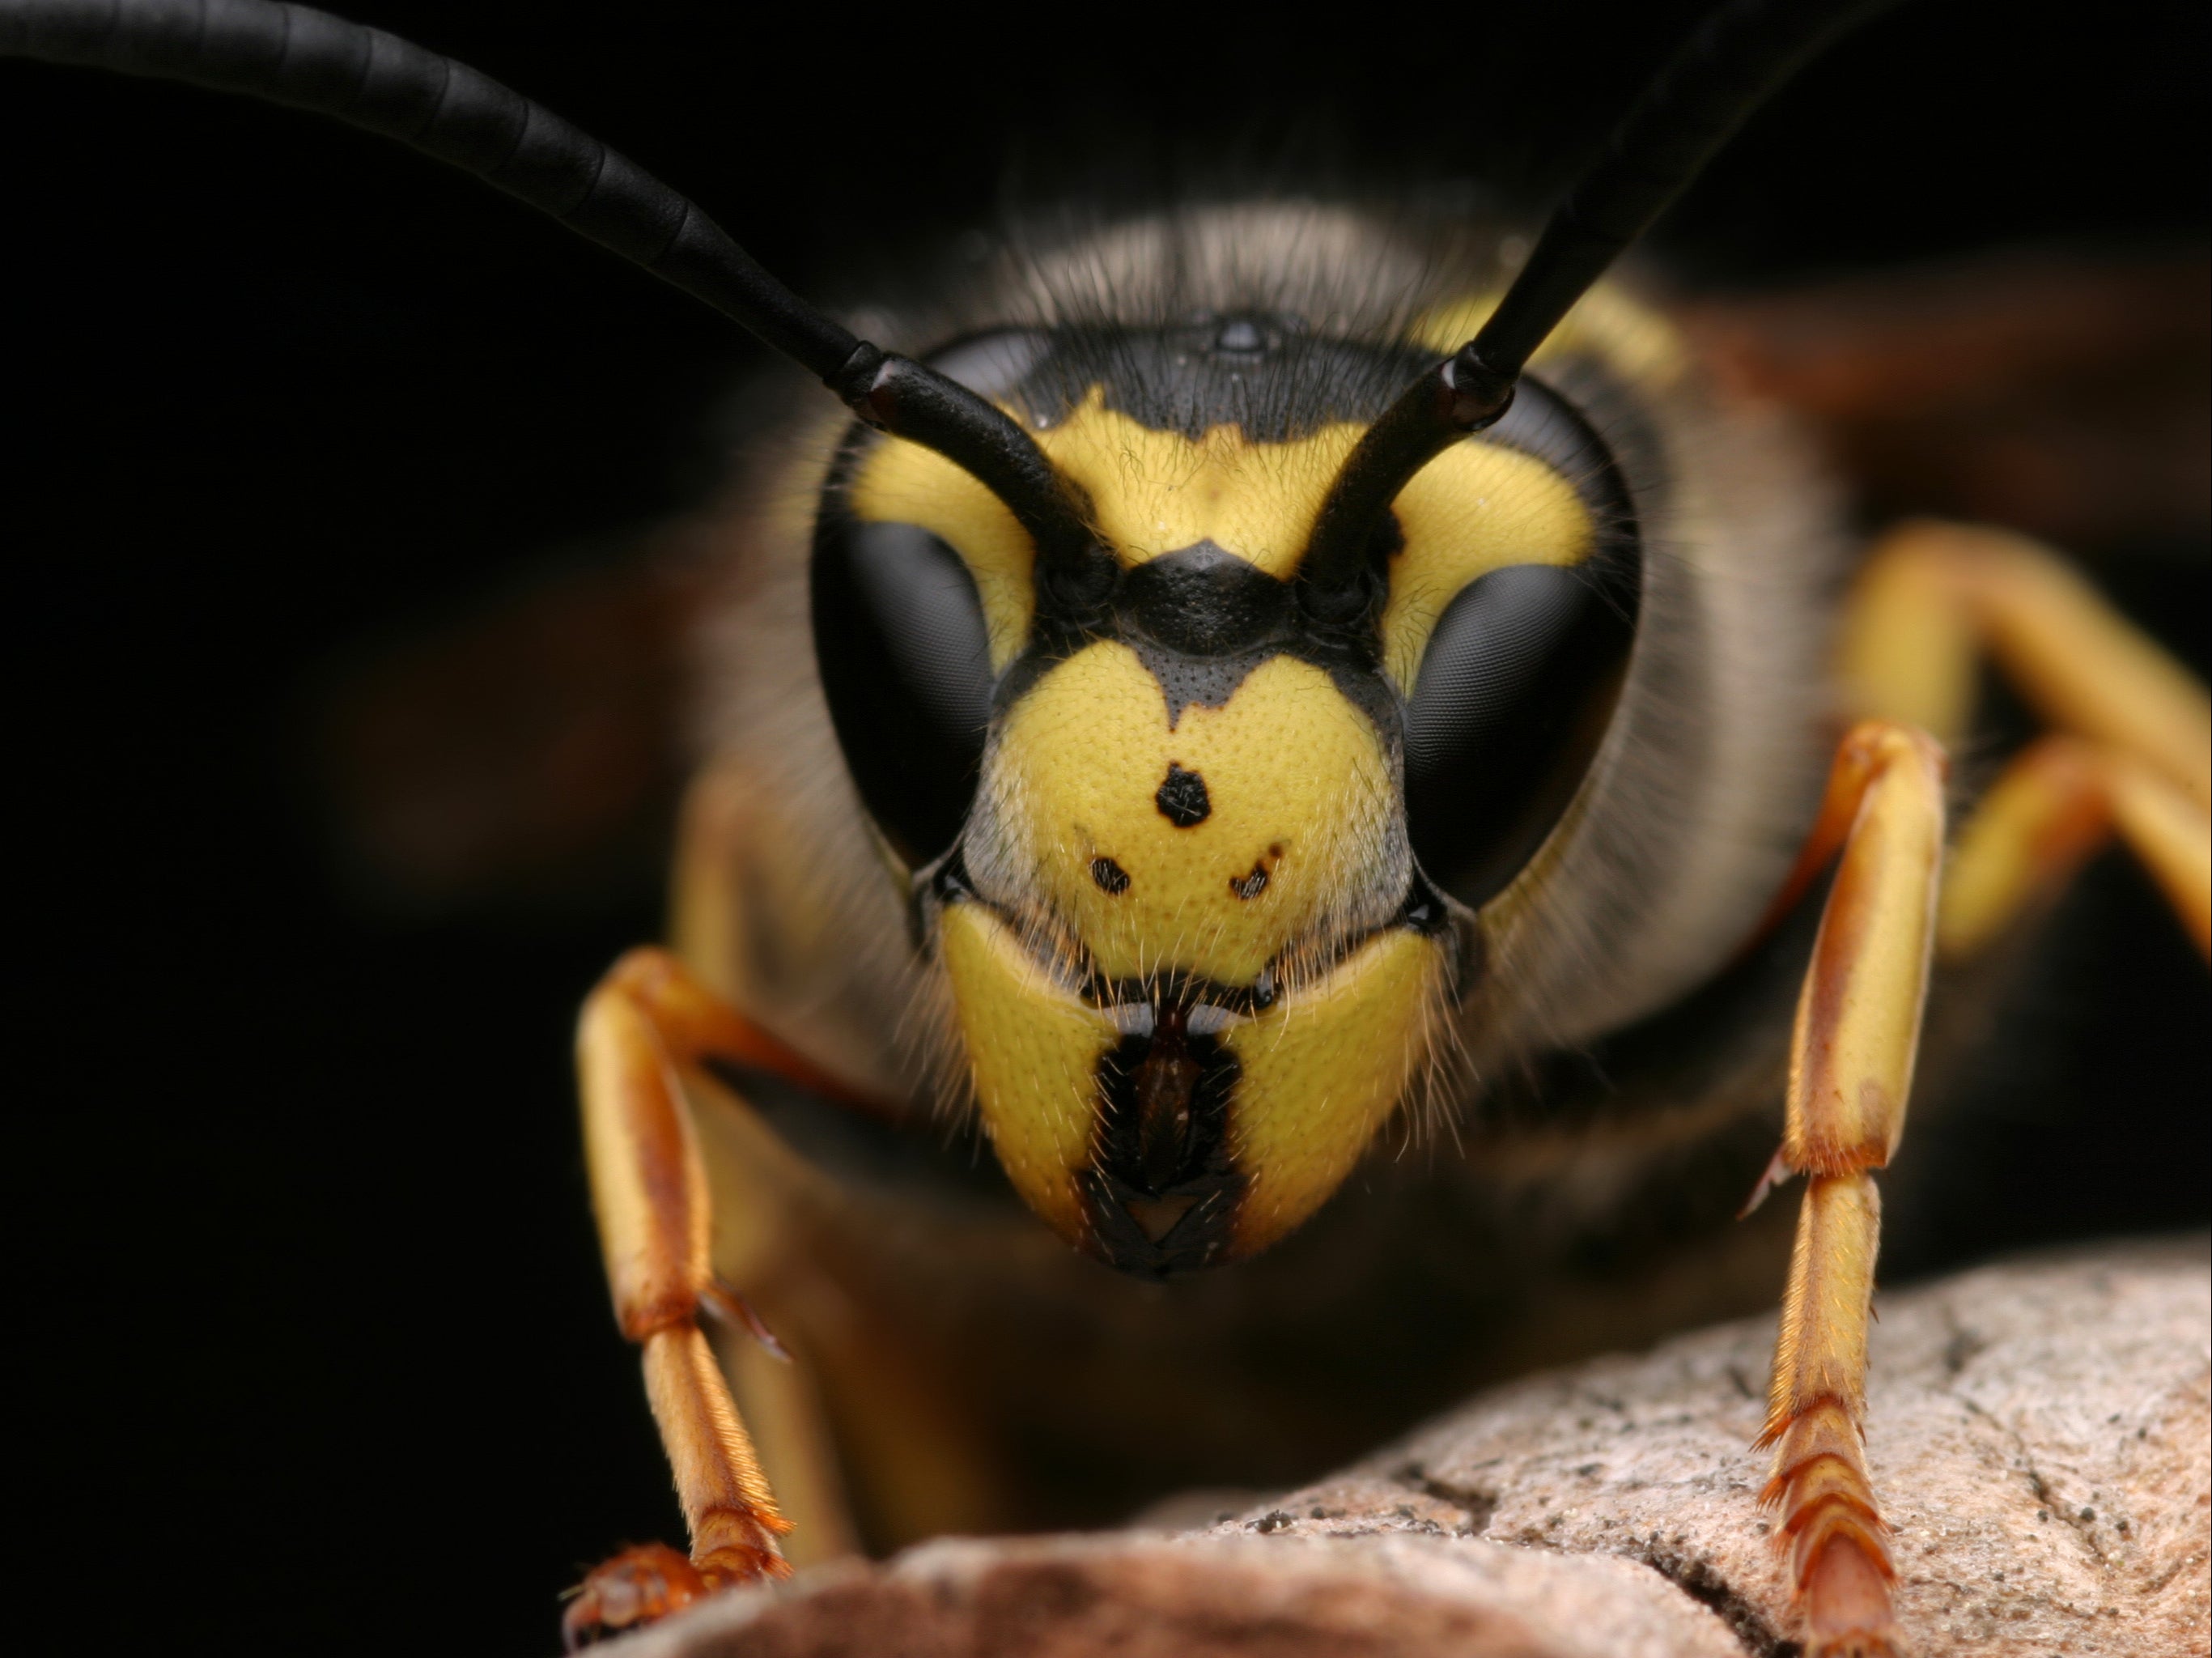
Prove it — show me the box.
[1679,246,2208,547]
[315,529,714,913]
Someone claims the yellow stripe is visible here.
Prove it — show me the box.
[1225,927,1443,1256]
[939,901,1119,1244]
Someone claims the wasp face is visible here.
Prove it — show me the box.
[813,308,1639,1275]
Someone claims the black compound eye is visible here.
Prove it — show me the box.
[804,329,1047,869]
[811,517,995,868]
[1403,562,1636,910]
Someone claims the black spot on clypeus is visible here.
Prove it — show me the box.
[1091,856,1131,895]
[1155,763,1211,827]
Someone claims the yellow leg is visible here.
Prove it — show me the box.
[2107,762,2212,954]
[1843,521,2210,960]
[1751,721,1947,1657]
[1940,737,2210,960]
[1841,519,2209,803]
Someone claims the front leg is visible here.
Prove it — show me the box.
[566,948,843,1644]
[1750,721,1948,1657]
[1754,521,2210,1655]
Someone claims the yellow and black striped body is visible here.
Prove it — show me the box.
[682,204,1844,1547]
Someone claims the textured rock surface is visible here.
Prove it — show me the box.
[1220,1235,2210,1656]
[609,1533,1743,1658]
[607,1237,2209,1656]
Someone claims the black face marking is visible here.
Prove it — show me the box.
[1119,542,1294,657]
[1079,964,1278,1016]
[1112,542,1301,725]
[1230,863,1269,900]
[1083,999,1244,1278]
[1091,856,1131,895]
[1155,763,1212,827]
[1127,644,1276,730]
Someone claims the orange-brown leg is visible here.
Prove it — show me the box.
[564,947,855,1647]
[1749,721,1947,1657]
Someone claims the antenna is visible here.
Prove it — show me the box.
[0,0,1097,568]
[1297,0,1902,620]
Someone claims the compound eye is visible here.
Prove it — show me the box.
[923,327,1051,398]
[1402,562,1634,909]
[811,517,995,868]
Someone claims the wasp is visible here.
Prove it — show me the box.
[9,2,2206,1654]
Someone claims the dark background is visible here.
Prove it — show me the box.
[6,1,2205,1650]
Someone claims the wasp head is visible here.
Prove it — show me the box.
[810,308,1639,1273]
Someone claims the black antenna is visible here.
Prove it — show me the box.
[0,0,1097,571]
[1298,0,1901,619]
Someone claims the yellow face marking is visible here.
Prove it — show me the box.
[993,642,1398,988]
[938,894,1443,1261]
[1381,443,1594,695]
[1225,925,1441,1256]
[848,439,1034,671]
[1034,389,1360,576]
[939,900,1119,1240]
[850,325,1616,706]
[851,385,1594,695]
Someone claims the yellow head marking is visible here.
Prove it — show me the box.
[847,438,1034,670]
[1034,389,1362,575]
[838,314,1649,1272]
[1225,925,1442,1256]
[991,641,1399,988]
[1381,444,1594,694]
[939,900,1118,1238]
[846,389,1369,668]
[937,893,1446,1265]
[851,380,1596,697]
